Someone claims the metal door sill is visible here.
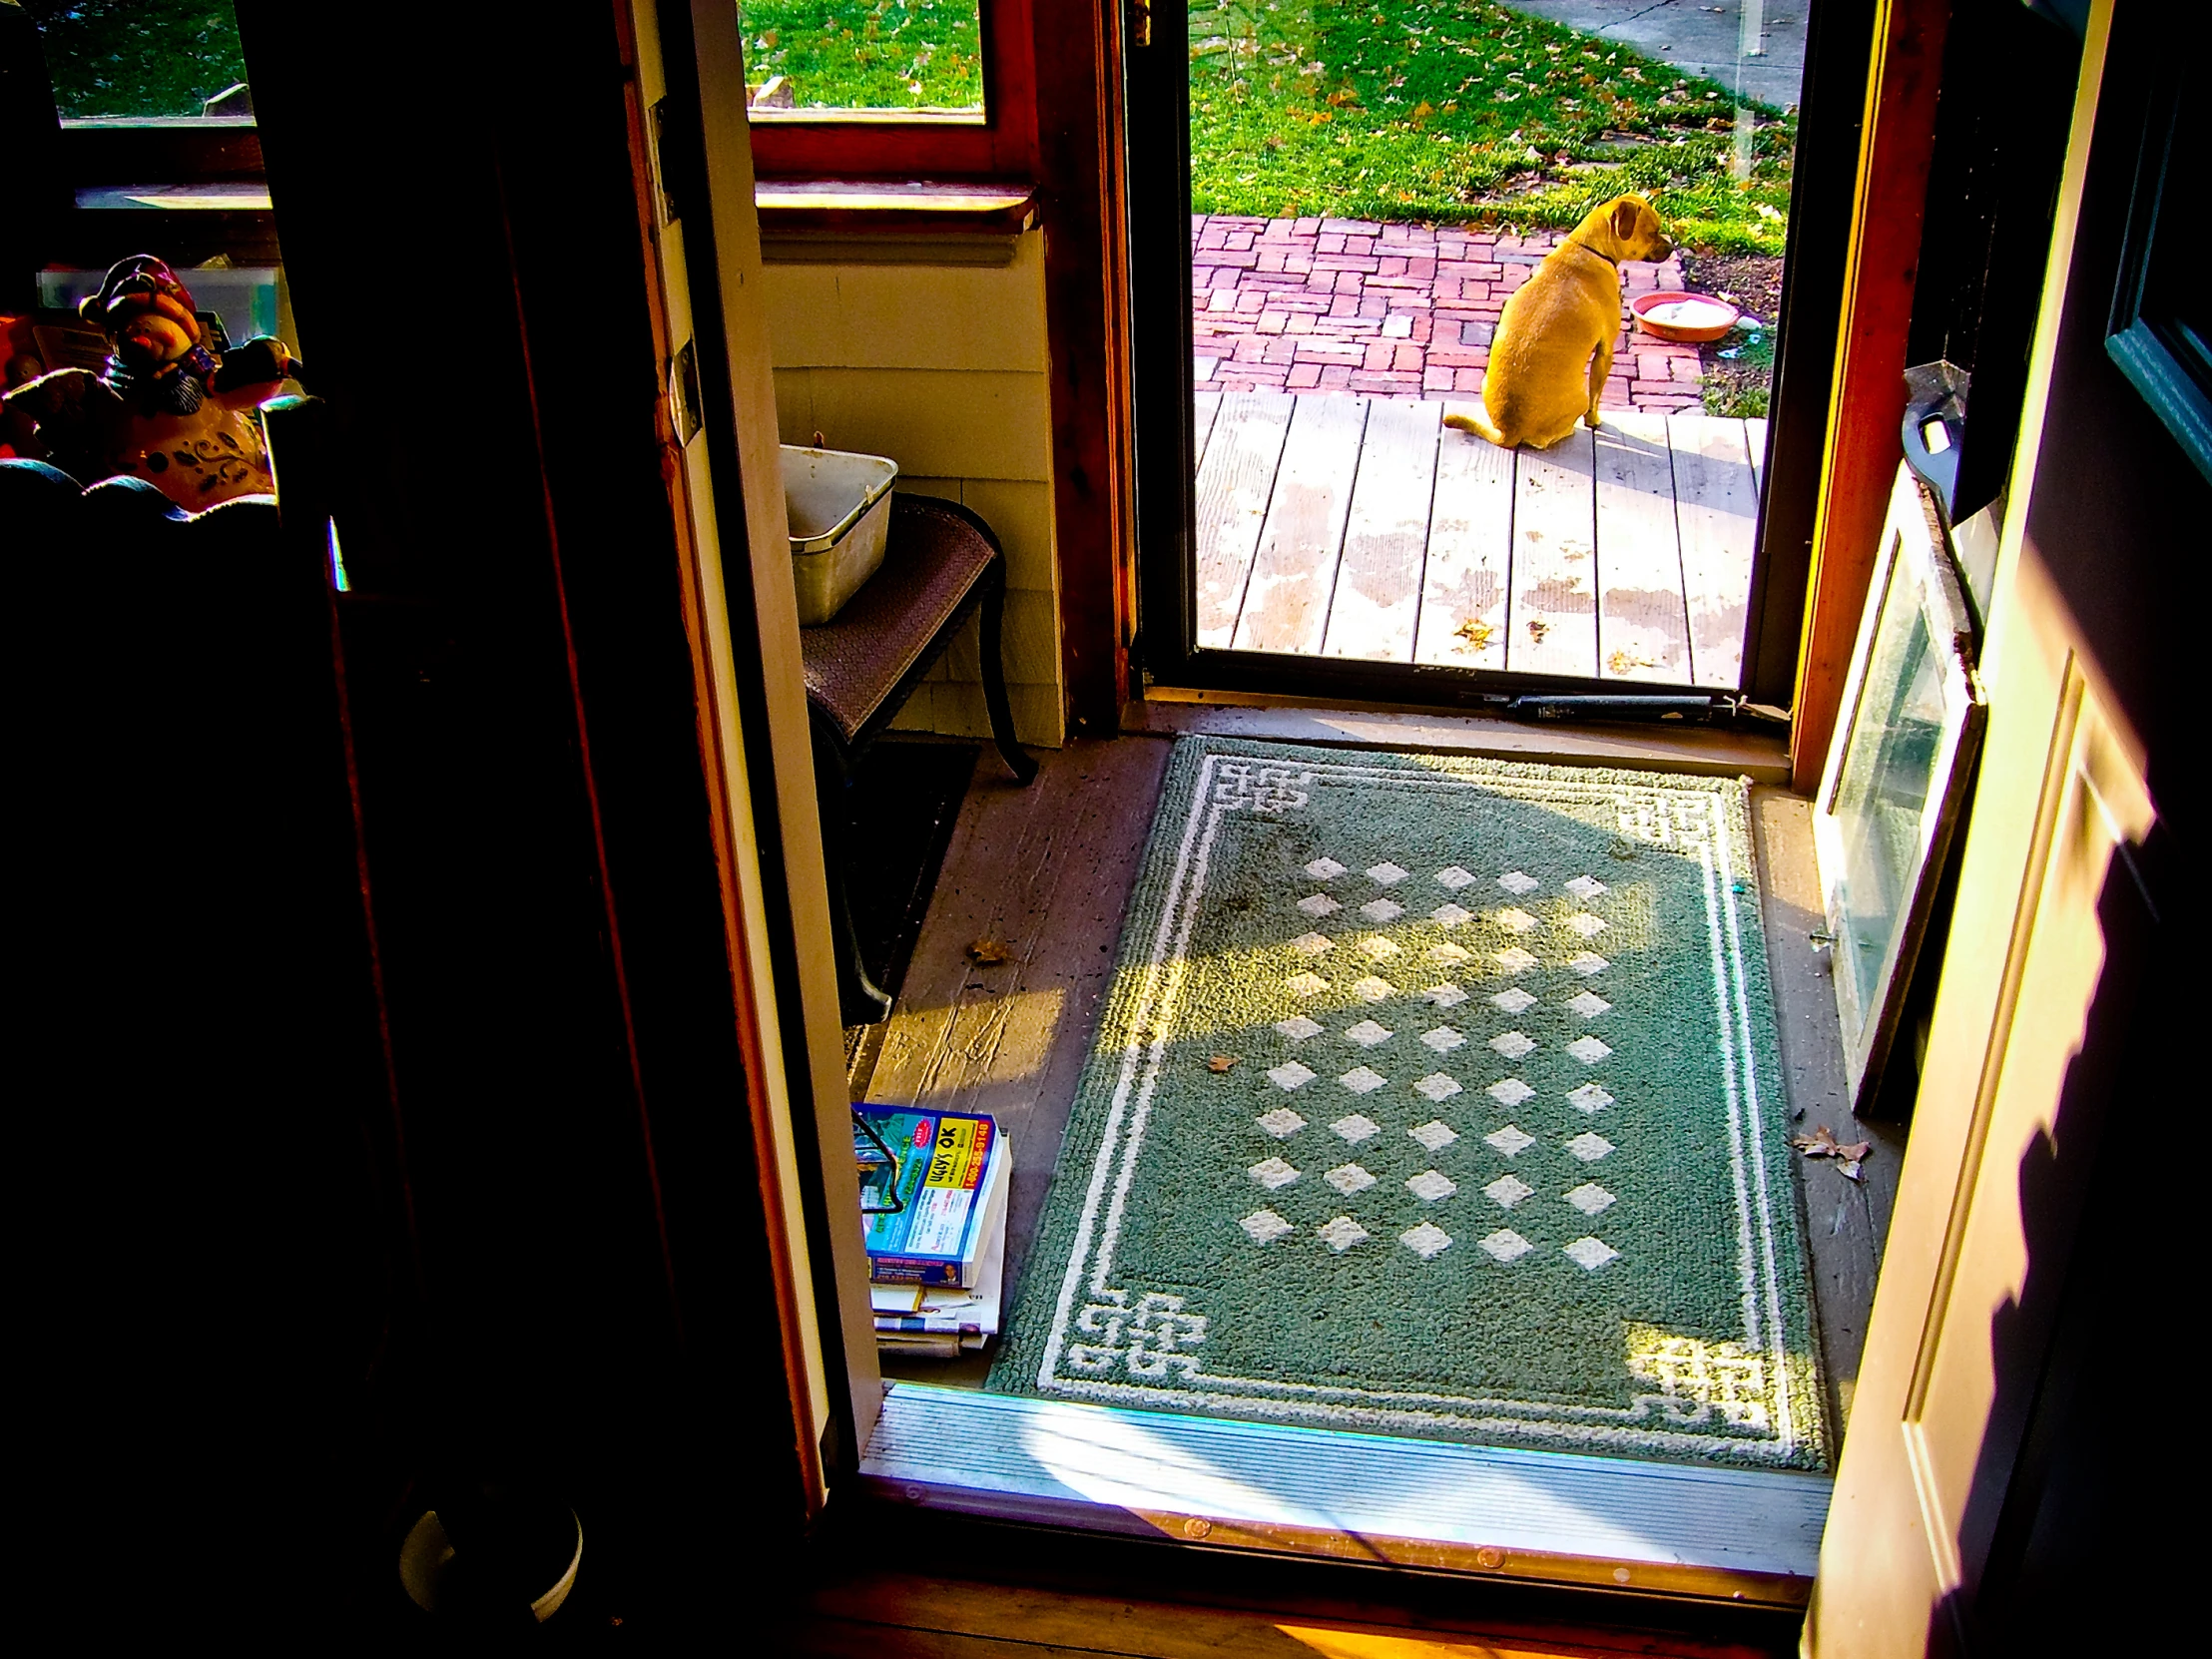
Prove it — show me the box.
[858,1382,1828,1607]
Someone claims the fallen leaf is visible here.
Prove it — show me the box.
[967,937,1013,965]
[1526,618,1551,644]
[1453,617,1494,650]
[1794,1125,1874,1179]
[1792,1124,1840,1156]
[1208,1054,1239,1073]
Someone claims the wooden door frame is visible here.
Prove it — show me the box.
[1126,1,1881,716]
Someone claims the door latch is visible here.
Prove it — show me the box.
[1128,0,1152,49]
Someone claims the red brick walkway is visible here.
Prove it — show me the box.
[1192,215,1705,412]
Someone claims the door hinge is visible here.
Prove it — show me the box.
[1128,0,1152,49]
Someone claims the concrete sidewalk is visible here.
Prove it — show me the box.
[1500,0,1808,111]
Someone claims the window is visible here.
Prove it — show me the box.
[27,0,249,118]
[2107,67,2210,486]
[736,0,1037,180]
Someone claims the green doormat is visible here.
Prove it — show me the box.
[989,738,1828,1470]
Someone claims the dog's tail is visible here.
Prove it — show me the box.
[1443,409,1511,449]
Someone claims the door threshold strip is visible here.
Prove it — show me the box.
[858,1382,1828,1605]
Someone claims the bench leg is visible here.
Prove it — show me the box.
[979,572,1040,787]
[813,728,895,1026]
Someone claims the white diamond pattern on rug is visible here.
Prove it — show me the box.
[1434,866,1476,890]
[1367,862,1409,885]
[1490,986,1537,1013]
[1275,1015,1324,1041]
[1566,1035,1613,1064]
[1563,912,1608,938]
[1331,1114,1382,1143]
[1564,1131,1615,1162]
[1483,1173,1534,1209]
[1361,935,1402,960]
[1338,1066,1386,1094]
[1257,1108,1308,1139]
[1406,1169,1456,1202]
[1429,902,1473,927]
[1344,1019,1392,1047]
[1305,857,1347,879]
[1408,1119,1459,1151]
[1240,1209,1295,1245]
[1564,875,1608,901]
[1247,1157,1300,1190]
[1563,1237,1620,1271]
[1400,1221,1453,1261]
[1424,982,1469,1008]
[1566,1083,1615,1114]
[1487,1077,1535,1107]
[1413,1072,1463,1102]
[1353,976,1395,1002]
[1267,1061,1316,1091]
[1325,1163,1378,1196]
[1292,931,1334,957]
[1488,1031,1536,1059]
[1360,897,1404,923]
[1426,942,1471,965]
[1420,1025,1465,1053]
[1479,1228,1534,1263]
[1566,990,1612,1018]
[1497,870,1540,894]
[1318,1216,1371,1253]
[1485,1125,1536,1157]
[1297,893,1342,918]
[1564,1182,1616,1215]
[1569,953,1609,976]
[1494,907,1537,934]
[1494,947,1539,973]
[1286,971,1331,997]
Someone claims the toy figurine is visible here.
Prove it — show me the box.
[0,255,302,508]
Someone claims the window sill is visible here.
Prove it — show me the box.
[753,179,1036,267]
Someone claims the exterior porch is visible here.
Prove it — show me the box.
[1194,392,1766,688]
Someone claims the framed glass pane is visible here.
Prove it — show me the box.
[1812,468,1986,1106]
[27,1,249,119]
[738,0,985,117]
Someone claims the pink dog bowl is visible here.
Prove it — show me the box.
[1631,290,1742,343]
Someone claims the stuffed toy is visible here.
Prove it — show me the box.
[1,255,302,508]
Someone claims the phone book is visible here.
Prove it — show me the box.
[870,1130,1011,1352]
[854,1107,1007,1287]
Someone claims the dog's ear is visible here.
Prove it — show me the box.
[1611,198,1643,248]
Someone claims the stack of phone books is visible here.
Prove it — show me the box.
[855,1105,1011,1359]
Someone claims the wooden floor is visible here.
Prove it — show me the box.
[1193,394,1766,689]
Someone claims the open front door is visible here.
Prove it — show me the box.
[1807,4,2185,1648]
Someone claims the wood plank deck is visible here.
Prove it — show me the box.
[1194,395,1762,687]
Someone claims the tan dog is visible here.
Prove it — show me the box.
[1445,195,1672,449]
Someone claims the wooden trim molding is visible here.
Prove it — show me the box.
[1033,0,1134,737]
[1789,0,1950,790]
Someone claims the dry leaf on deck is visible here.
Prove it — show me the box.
[1453,617,1494,651]
[1526,619,1551,644]
[1208,1054,1239,1074]
[1794,1124,1874,1181]
[966,937,1013,965]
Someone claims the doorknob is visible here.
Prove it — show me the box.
[1128,0,1152,49]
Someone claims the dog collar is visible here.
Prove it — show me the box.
[1569,241,1619,270]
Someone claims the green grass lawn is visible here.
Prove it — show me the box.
[739,0,984,110]
[1191,0,1792,253]
[28,0,248,118]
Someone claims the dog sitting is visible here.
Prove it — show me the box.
[1445,195,1672,450]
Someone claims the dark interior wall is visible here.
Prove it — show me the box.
[191,2,810,1628]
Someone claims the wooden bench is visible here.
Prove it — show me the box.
[801,493,1038,1024]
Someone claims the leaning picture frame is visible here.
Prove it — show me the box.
[1812,464,1987,1108]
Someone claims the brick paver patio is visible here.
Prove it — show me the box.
[1193,215,1706,413]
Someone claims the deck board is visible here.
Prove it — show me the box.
[1413,403,1514,672]
[1322,398,1442,662]
[1192,392,1295,648]
[1233,395,1369,656]
[1670,416,1759,689]
[1746,414,1768,492]
[1504,426,1600,678]
[1193,390,1222,469]
[1593,410,1692,683]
